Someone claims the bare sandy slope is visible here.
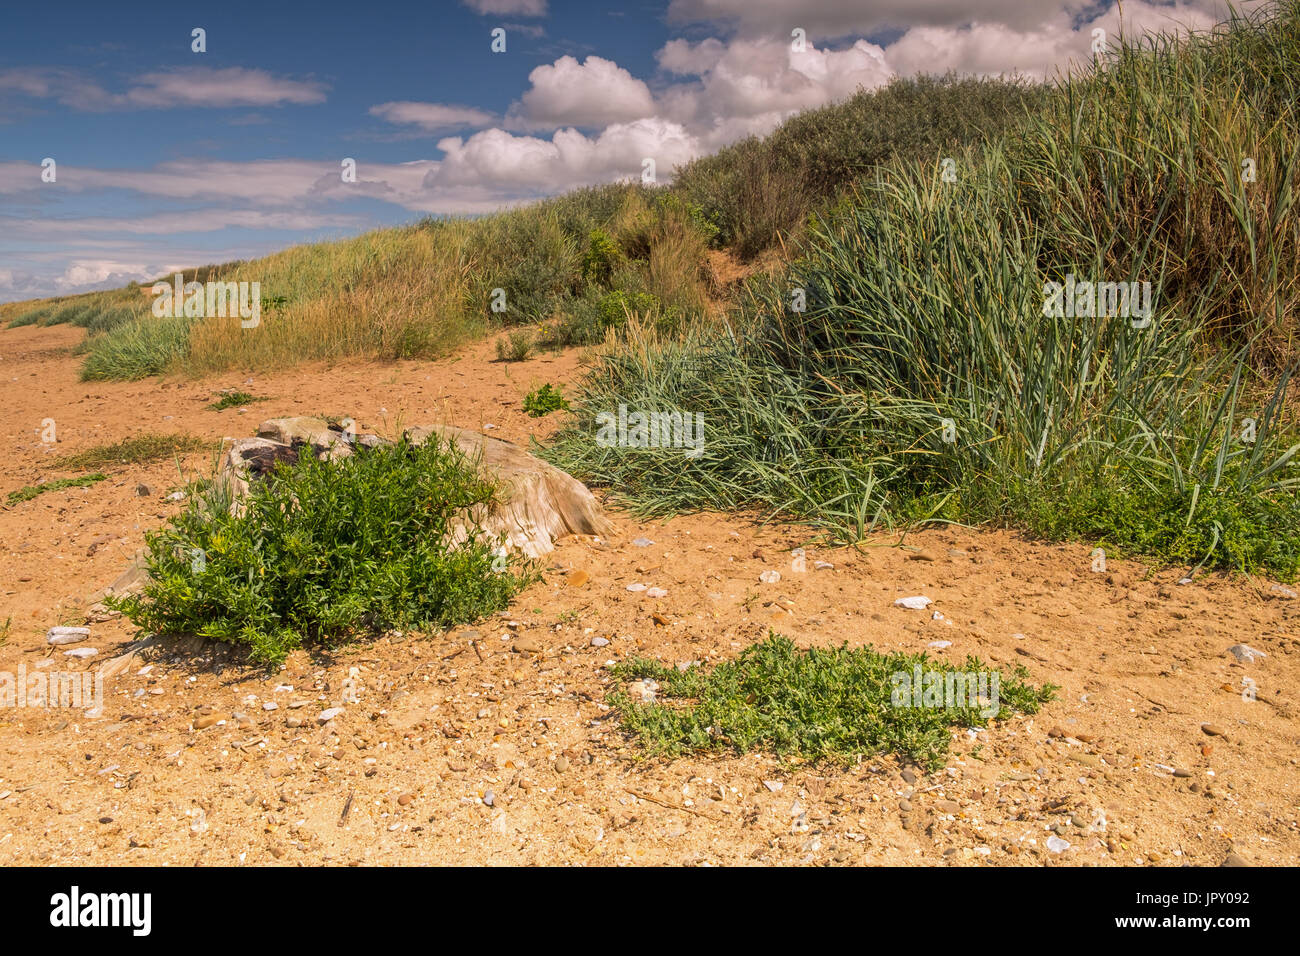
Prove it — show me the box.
[0,323,1296,866]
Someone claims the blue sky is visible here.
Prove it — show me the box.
[0,0,1254,301]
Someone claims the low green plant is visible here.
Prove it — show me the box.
[207,391,264,411]
[6,473,107,506]
[522,383,569,417]
[610,634,1055,771]
[108,435,536,665]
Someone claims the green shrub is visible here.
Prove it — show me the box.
[109,436,535,665]
[581,228,623,286]
[522,383,569,417]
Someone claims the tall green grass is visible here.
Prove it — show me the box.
[546,2,1300,578]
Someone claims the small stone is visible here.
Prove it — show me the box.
[194,713,229,729]
[513,636,543,654]
[554,755,569,773]
[567,570,590,588]
[901,769,918,785]
[758,570,781,584]
[908,549,939,561]
[935,799,960,815]
[632,537,653,547]
[397,793,414,807]
[626,583,647,592]
[483,790,495,807]
[46,626,91,645]
[262,702,278,711]
[814,561,834,571]
[318,707,344,724]
[763,780,783,792]
[1172,768,1192,778]
[1046,835,1070,853]
[894,596,933,610]
[1221,852,1251,867]
[63,648,98,659]
[645,587,668,599]
[99,816,113,824]
[898,799,912,813]
[1268,584,1297,600]
[1200,723,1227,737]
[928,640,951,649]
[590,636,610,647]
[1227,643,1267,663]
[1070,814,1088,828]
[135,483,153,497]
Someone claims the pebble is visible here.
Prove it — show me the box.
[318,707,344,724]
[928,640,951,649]
[513,636,543,654]
[1227,643,1267,663]
[135,483,153,497]
[567,570,590,588]
[645,587,668,598]
[1200,723,1227,737]
[935,799,960,815]
[46,626,90,646]
[626,583,647,592]
[908,549,939,561]
[554,755,569,773]
[1222,852,1251,867]
[63,648,98,659]
[901,769,918,784]
[590,636,610,647]
[262,702,278,711]
[397,793,413,807]
[814,561,834,571]
[763,780,783,792]
[194,713,228,729]
[483,790,495,807]
[1172,768,1192,778]
[894,596,932,610]
[898,799,911,813]
[758,570,781,584]
[1046,835,1070,853]
[632,537,653,547]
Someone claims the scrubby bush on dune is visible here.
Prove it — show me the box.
[109,435,534,665]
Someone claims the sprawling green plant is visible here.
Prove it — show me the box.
[110,436,535,664]
[611,634,1055,770]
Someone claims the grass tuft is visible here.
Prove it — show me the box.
[55,433,209,469]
